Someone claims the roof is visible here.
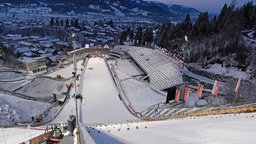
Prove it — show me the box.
[17,57,45,63]
[113,45,183,90]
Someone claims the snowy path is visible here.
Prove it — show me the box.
[79,58,138,125]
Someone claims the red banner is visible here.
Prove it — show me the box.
[175,56,179,61]
[212,81,220,96]
[197,84,203,98]
[184,88,190,102]
[175,89,180,103]
[235,76,242,93]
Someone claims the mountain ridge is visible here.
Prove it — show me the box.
[0,0,200,22]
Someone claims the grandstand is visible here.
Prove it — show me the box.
[14,77,69,102]
[111,45,183,103]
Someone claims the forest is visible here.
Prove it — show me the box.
[120,2,256,75]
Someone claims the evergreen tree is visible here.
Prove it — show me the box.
[71,19,74,27]
[135,27,143,45]
[157,24,167,46]
[217,4,228,31]
[50,17,54,26]
[60,19,64,26]
[74,18,80,29]
[182,14,193,37]
[193,12,210,36]
[210,15,218,34]
[144,27,153,43]
[55,18,59,26]
[65,18,69,28]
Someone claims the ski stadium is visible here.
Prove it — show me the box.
[0,45,256,144]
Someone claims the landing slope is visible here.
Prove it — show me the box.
[80,58,138,125]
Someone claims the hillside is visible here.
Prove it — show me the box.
[0,0,200,22]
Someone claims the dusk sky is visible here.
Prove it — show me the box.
[148,0,256,13]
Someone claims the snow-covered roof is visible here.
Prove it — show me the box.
[17,57,45,63]
[16,47,30,53]
[41,53,52,58]
[22,51,33,57]
[56,41,69,46]
[113,45,183,90]
[45,48,55,53]
[49,56,57,62]
[19,41,32,47]
[40,41,53,48]
[116,59,144,77]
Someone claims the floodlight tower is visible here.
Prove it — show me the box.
[72,33,81,144]
[183,35,189,74]
[153,30,156,49]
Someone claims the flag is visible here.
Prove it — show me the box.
[197,84,203,98]
[175,90,180,103]
[175,56,179,61]
[235,76,242,93]
[40,118,44,126]
[212,81,220,96]
[184,87,190,102]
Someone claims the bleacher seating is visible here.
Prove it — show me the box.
[115,45,184,90]
[116,59,145,77]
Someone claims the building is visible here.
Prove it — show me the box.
[16,57,46,73]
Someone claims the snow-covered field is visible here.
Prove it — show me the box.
[0,127,45,144]
[0,93,51,125]
[88,113,256,144]
[205,64,250,79]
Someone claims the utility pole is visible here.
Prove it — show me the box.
[72,33,81,144]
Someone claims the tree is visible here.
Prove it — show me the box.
[55,18,59,26]
[74,18,80,29]
[65,18,69,28]
[50,17,54,26]
[144,27,153,44]
[60,19,64,26]
[71,19,74,27]
[182,14,193,37]
[193,12,210,36]
[135,27,143,45]
[210,15,218,34]
[217,4,228,31]
[157,24,167,46]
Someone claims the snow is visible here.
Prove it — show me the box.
[79,58,137,125]
[205,64,249,79]
[0,127,45,144]
[46,63,76,79]
[88,113,256,144]
[184,67,221,85]
[1,55,255,143]
[0,93,51,125]
[110,6,125,16]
